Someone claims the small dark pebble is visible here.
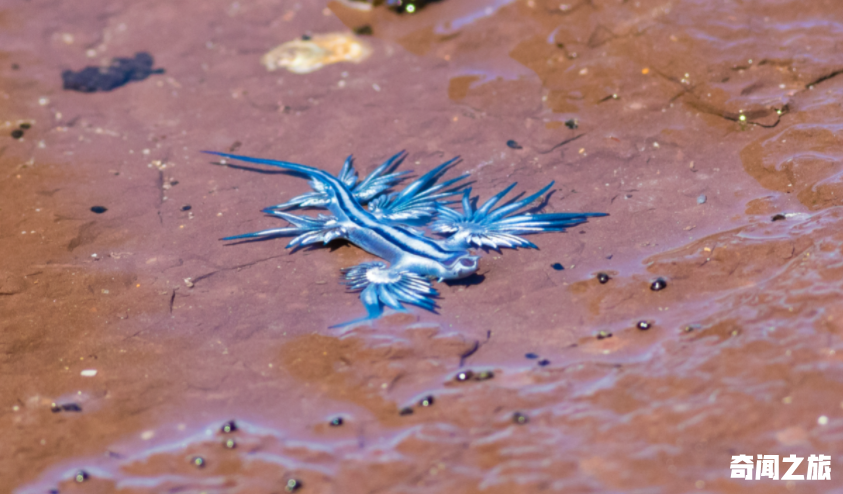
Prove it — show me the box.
[565,118,578,129]
[419,395,434,407]
[221,420,237,433]
[597,272,611,284]
[74,470,90,482]
[180,204,192,211]
[90,206,108,214]
[771,214,786,221]
[51,403,61,413]
[224,439,237,449]
[474,370,494,381]
[301,34,312,41]
[285,479,303,492]
[596,330,612,340]
[537,359,550,366]
[169,180,179,186]
[354,25,373,35]
[192,456,205,468]
[61,403,82,412]
[11,63,19,70]
[513,412,529,424]
[506,139,523,150]
[650,278,667,291]
[399,407,414,416]
[62,52,164,93]
[637,320,651,330]
[19,122,31,129]
[329,417,344,427]
[455,370,474,381]
[551,263,564,271]
[525,352,538,359]
[11,129,24,139]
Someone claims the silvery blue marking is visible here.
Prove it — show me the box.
[205,150,606,326]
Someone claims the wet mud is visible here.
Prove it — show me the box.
[2,0,843,493]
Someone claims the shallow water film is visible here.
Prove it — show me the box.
[2,0,843,493]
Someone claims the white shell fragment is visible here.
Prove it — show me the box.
[261,33,372,74]
[80,369,98,377]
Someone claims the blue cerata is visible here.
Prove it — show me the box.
[206,150,606,327]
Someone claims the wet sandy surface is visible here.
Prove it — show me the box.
[2,0,843,492]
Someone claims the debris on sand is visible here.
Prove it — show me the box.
[261,33,371,74]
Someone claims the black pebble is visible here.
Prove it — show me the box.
[90,206,107,214]
[224,439,237,449]
[419,395,434,407]
[286,479,303,492]
[650,278,667,291]
[74,470,89,482]
[597,272,610,284]
[537,359,550,366]
[551,263,564,271]
[301,34,312,40]
[221,420,237,433]
[329,417,344,427]
[474,370,495,381]
[169,180,179,186]
[62,52,164,93]
[399,407,414,416]
[20,122,31,129]
[565,119,578,129]
[455,370,474,381]
[513,412,529,424]
[354,25,373,35]
[771,214,786,221]
[596,331,612,340]
[525,352,538,359]
[506,139,523,149]
[61,403,82,412]
[11,129,24,139]
[180,204,192,211]
[50,403,61,413]
[637,320,651,330]
[192,456,205,468]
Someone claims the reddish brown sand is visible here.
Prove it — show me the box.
[2,0,843,493]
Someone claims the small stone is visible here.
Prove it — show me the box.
[525,352,538,359]
[506,139,523,149]
[697,194,706,204]
[551,262,564,271]
[650,278,667,291]
[513,412,529,424]
[637,321,651,330]
[221,420,237,433]
[537,359,550,366]
[597,272,610,284]
[19,122,31,129]
[455,370,474,381]
[74,470,90,482]
[771,214,786,221]
[399,407,414,416]
[61,403,82,412]
[474,370,495,381]
[596,331,612,340]
[285,479,303,492]
[419,395,434,407]
[354,25,373,36]
[11,129,24,139]
[329,417,344,427]
[90,206,107,214]
[180,204,192,211]
[51,403,61,413]
[192,456,205,468]
[565,119,578,129]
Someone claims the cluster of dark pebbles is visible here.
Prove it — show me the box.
[10,122,29,139]
[62,52,164,92]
